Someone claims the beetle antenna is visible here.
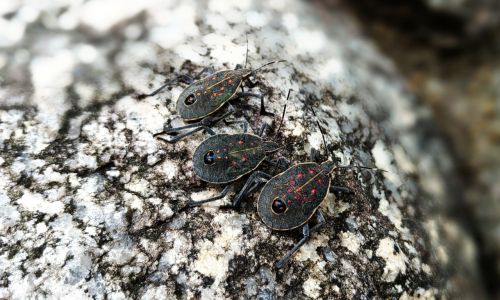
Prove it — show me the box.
[244,33,249,69]
[252,60,286,74]
[307,105,332,160]
[274,89,293,138]
[334,165,387,173]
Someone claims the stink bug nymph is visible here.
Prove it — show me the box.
[141,38,286,143]
[188,89,293,208]
[257,106,381,268]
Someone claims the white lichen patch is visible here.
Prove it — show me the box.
[339,231,363,254]
[399,287,439,299]
[80,0,150,33]
[159,234,191,268]
[0,109,24,147]
[17,190,64,215]
[0,193,20,234]
[296,233,329,263]
[192,213,250,286]
[372,140,403,188]
[376,237,408,282]
[303,277,322,298]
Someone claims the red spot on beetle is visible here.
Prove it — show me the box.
[311,188,317,195]
[297,173,304,179]
[288,200,292,204]
[241,157,247,162]
[309,169,315,174]
[238,140,244,144]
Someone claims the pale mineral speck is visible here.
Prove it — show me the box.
[0,194,20,233]
[282,13,299,30]
[0,17,25,47]
[149,3,199,49]
[340,231,362,254]
[303,277,322,298]
[296,233,328,263]
[193,213,250,287]
[246,11,268,28]
[75,44,98,64]
[80,0,147,33]
[17,190,64,215]
[376,237,408,282]
[372,140,402,186]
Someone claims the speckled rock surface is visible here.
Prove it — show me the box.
[341,0,500,294]
[0,0,485,299]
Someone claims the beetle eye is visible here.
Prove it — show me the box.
[204,151,215,164]
[271,198,287,214]
[184,94,196,105]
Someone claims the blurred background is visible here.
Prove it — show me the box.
[338,0,500,296]
[0,0,498,298]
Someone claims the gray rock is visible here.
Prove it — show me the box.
[0,0,485,299]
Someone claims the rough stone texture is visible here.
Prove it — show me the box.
[342,0,500,295]
[0,0,485,299]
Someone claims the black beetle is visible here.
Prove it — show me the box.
[257,106,381,268]
[141,41,285,143]
[188,89,293,208]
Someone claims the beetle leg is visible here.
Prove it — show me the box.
[188,185,232,207]
[194,66,214,79]
[155,126,216,143]
[222,119,249,133]
[267,157,291,173]
[231,171,271,208]
[235,92,275,117]
[139,68,206,99]
[330,185,353,195]
[264,157,290,173]
[310,147,320,162]
[258,123,269,137]
[245,77,260,89]
[275,224,310,269]
[138,76,179,99]
[310,210,326,233]
[275,210,325,269]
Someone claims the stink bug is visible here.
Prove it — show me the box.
[257,106,381,268]
[140,39,285,143]
[188,89,293,207]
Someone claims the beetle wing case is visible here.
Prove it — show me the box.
[193,133,268,184]
[257,163,330,230]
[177,69,250,121]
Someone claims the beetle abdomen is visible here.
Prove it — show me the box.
[193,133,267,184]
[177,69,250,121]
[257,162,330,230]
